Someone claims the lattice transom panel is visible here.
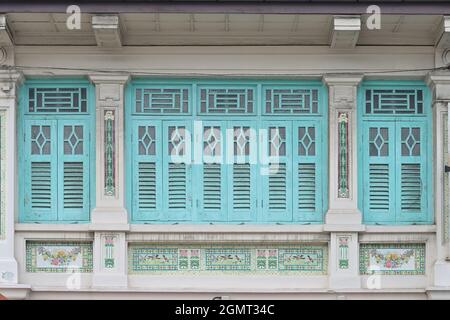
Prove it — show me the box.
[28,87,88,113]
[365,89,424,115]
[199,87,254,114]
[265,88,319,114]
[135,88,189,114]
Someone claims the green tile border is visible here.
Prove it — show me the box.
[26,241,93,273]
[359,243,425,275]
[129,243,328,276]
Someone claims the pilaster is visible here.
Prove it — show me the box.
[427,71,450,287]
[322,74,364,231]
[89,74,130,289]
[0,70,26,291]
[89,74,130,229]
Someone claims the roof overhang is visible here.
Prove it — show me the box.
[1,1,450,15]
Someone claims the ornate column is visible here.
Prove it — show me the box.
[89,74,130,227]
[89,75,130,288]
[0,69,30,298]
[323,75,364,228]
[427,72,450,289]
[323,75,364,289]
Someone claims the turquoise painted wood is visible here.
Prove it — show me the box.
[396,121,428,223]
[261,121,293,222]
[293,120,322,222]
[359,81,432,225]
[23,120,58,221]
[163,121,193,221]
[227,121,257,222]
[362,121,396,223]
[132,120,162,221]
[197,121,227,221]
[126,79,328,224]
[19,80,95,223]
[57,120,90,221]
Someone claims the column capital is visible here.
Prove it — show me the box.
[426,71,450,102]
[0,69,24,85]
[88,74,130,85]
[322,74,364,86]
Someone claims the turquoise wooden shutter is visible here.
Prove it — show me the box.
[228,122,257,222]
[396,122,427,222]
[132,121,162,221]
[58,120,90,221]
[293,120,322,222]
[363,121,396,223]
[261,122,292,222]
[163,121,192,221]
[23,120,58,221]
[197,121,227,221]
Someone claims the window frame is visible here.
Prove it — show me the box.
[18,79,96,223]
[357,80,433,225]
[126,78,328,224]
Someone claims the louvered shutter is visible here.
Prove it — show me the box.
[197,122,227,221]
[228,122,257,221]
[163,121,192,221]
[293,121,322,222]
[363,122,396,223]
[23,120,58,221]
[396,122,427,222]
[261,122,293,222]
[57,120,90,221]
[133,121,162,221]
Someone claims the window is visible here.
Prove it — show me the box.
[128,80,327,223]
[359,81,432,224]
[19,81,95,222]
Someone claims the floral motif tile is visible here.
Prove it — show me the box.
[359,243,425,275]
[26,241,93,273]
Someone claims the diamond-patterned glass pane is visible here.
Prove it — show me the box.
[168,126,186,156]
[31,125,51,155]
[138,126,156,155]
[369,127,389,157]
[401,127,420,156]
[298,126,315,156]
[63,125,83,155]
[269,127,286,156]
[234,126,250,156]
[203,126,221,157]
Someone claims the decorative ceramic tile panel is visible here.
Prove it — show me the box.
[104,110,115,196]
[338,236,350,269]
[26,241,93,273]
[129,244,327,275]
[359,243,425,275]
[444,113,449,243]
[0,112,5,240]
[337,112,349,198]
